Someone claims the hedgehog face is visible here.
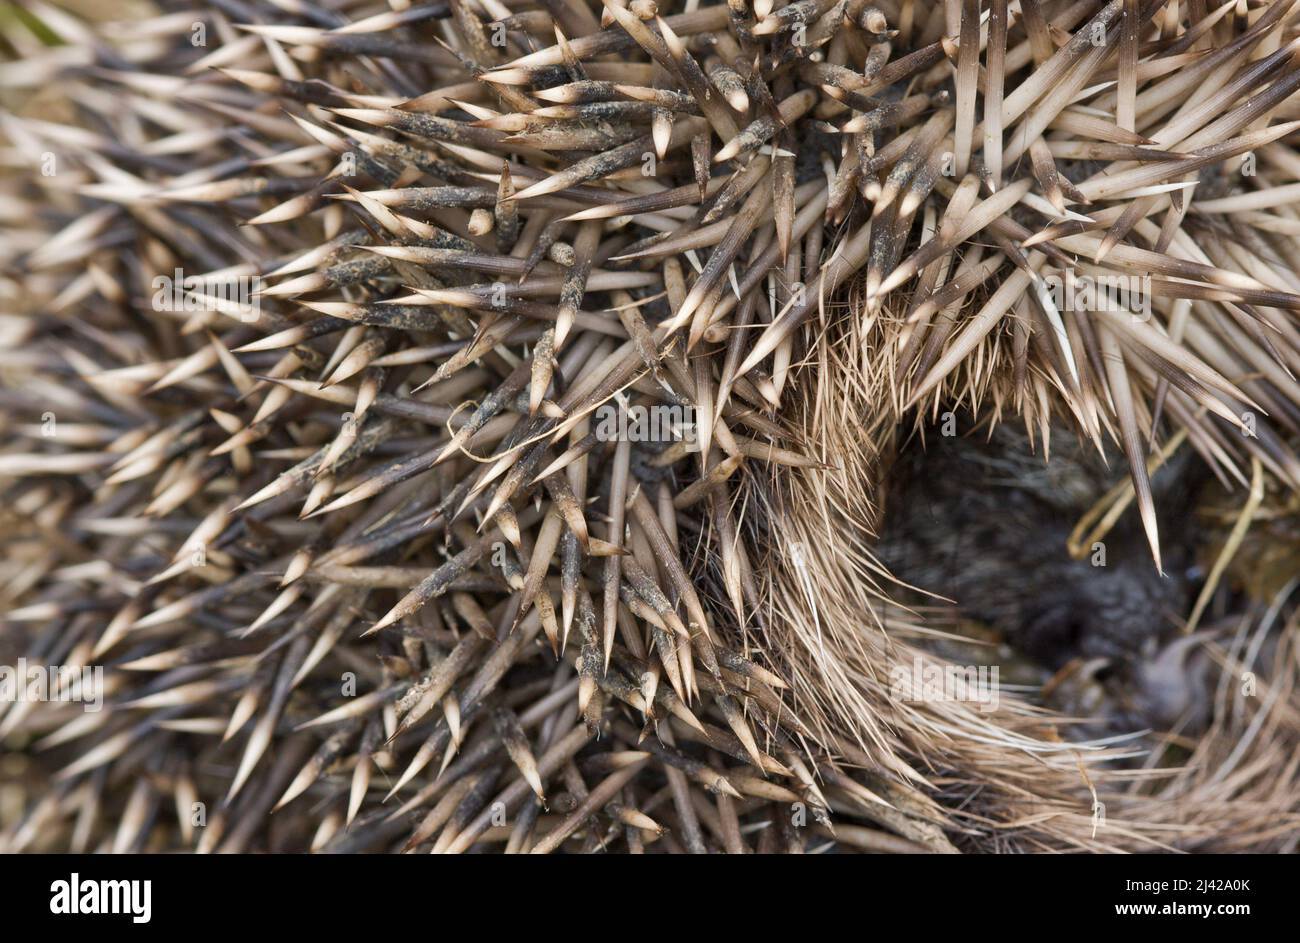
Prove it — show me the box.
[878,415,1196,679]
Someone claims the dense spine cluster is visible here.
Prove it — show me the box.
[2,0,1300,852]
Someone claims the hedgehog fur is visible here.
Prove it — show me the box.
[2,0,1300,854]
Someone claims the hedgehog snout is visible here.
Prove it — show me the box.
[1016,559,1183,669]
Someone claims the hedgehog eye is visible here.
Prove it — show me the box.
[1061,618,1086,650]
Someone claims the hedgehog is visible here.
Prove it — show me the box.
[1,0,1299,855]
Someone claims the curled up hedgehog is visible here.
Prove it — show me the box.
[1,0,1299,854]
